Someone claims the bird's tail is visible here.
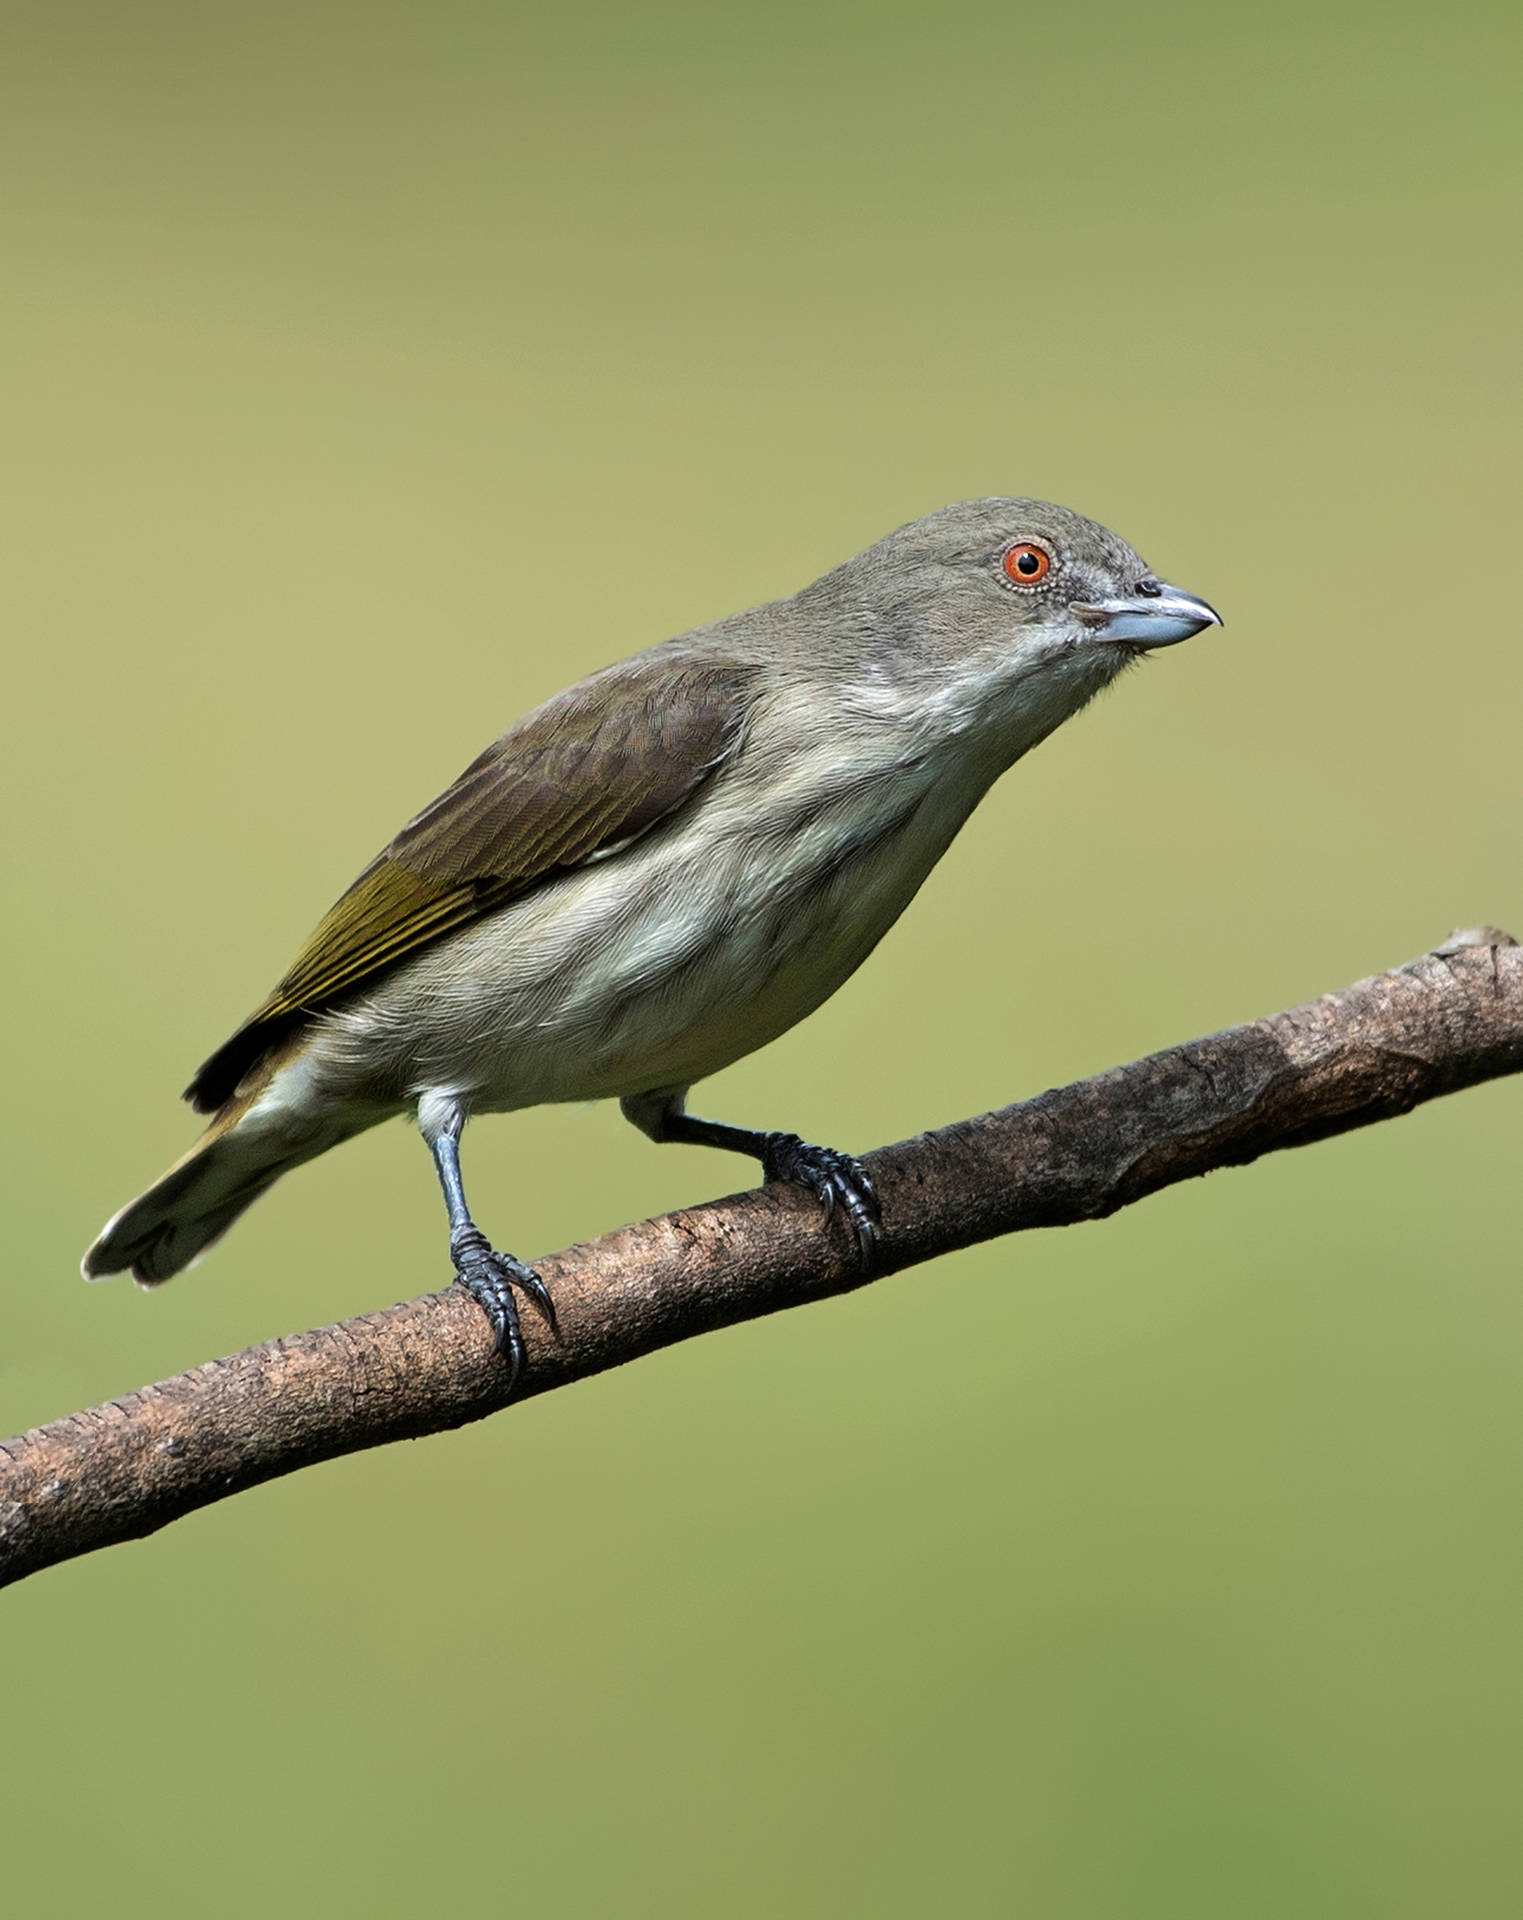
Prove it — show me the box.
[82,1120,307,1286]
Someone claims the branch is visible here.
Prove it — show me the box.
[4,930,1520,1588]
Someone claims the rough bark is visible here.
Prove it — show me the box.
[3,930,1519,1589]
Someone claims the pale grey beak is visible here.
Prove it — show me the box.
[1074,584,1224,648]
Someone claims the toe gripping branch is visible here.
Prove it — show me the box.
[449,1225,558,1391]
[624,1099,882,1271]
[759,1132,881,1267]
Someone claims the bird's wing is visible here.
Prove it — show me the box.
[185,652,762,1113]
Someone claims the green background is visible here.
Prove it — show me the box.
[5,2,1521,1913]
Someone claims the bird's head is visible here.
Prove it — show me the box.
[796,498,1221,741]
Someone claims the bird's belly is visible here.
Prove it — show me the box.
[310,754,982,1114]
[567,853,905,1099]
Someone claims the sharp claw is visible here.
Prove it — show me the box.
[517,1269,559,1334]
[759,1137,881,1271]
[841,1193,873,1261]
[452,1248,554,1391]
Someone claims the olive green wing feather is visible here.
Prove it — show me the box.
[185,652,761,1112]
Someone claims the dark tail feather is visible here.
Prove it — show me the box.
[184,1012,304,1114]
[82,1129,295,1285]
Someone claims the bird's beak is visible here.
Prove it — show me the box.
[1073,585,1224,649]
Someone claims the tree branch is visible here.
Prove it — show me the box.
[4,929,1520,1589]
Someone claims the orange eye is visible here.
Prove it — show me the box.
[1003,543,1052,585]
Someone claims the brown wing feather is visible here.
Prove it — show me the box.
[185,653,761,1112]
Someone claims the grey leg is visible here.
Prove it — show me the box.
[427,1123,557,1391]
[621,1088,881,1267]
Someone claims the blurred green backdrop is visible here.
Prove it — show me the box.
[4,1,1521,1913]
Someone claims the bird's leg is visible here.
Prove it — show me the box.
[425,1113,557,1389]
[621,1089,881,1268]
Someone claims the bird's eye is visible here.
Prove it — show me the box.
[1002,542,1052,586]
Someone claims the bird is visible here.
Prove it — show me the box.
[83,497,1221,1385]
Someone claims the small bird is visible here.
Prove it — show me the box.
[84,498,1220,1382]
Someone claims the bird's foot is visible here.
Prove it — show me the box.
[450,1226,558,1390]
[760,1133,880,1267]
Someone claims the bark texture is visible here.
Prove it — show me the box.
[3,929,1519,1589]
